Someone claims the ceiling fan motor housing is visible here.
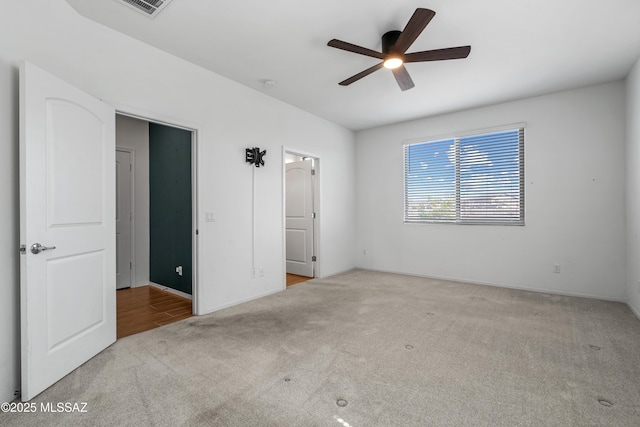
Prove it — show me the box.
[382,30,402,54]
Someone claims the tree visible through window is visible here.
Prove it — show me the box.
[404,128,524,224]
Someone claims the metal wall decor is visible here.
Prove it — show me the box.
[245,147,266,167]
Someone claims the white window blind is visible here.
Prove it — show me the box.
[404,128,524,224]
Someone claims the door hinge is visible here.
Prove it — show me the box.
[311,169,315,176]
[19,244,26,254]
[312,256,317,262]
[129,164,132,172]
[312,212,316,219]
[130,262,132,269]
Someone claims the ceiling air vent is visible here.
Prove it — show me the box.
[118,0,174,18]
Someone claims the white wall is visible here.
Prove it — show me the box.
[356,82,627,301]
[626,57,640,317]
[116,115,150,288]
[0,0,355,402]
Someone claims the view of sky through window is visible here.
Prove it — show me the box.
[405,129,523,224]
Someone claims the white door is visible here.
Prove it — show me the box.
[19,62,116,401]
[285,159,314,277]
[116,150,133,289]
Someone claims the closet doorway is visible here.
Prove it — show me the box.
[115,114,197,338]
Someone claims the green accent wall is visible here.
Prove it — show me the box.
[149,123,192,295]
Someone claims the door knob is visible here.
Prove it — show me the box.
[30,243,56,254]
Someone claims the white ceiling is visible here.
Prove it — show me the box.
[65,0,640,131]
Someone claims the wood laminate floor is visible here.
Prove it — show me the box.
[286,273,312,287]
[117,285,192,339]
[118,278,308,338]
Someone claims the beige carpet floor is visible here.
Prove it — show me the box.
[3,269,640,426]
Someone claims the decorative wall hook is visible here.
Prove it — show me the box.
[246,147,266,167]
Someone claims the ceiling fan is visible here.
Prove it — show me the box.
[327,8,471,91]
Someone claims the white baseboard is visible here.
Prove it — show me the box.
[357,267,626,303]
[200,288,283,315]
[627,301,640,320]
[149,282,192,300]
[317,266,356,279]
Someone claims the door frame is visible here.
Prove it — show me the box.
[116,109,200,315]
[282,147,320,288]
[115,147,135,290]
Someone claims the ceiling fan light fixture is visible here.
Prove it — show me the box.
[383,57,404,69]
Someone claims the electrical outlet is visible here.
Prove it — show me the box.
[553,264,561,274]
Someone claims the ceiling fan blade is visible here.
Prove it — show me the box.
[393,8,436,54]
[404,46,472,63]
[392,65,415,91]
[328,39,385,60]
[339,63,384,86]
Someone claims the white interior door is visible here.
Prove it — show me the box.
[116,149,133,289]
[286,159,314,277]
[19,62,116,401]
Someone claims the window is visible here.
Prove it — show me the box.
[404,127,524,225]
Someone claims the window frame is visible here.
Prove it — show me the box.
[403,125,525,226]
